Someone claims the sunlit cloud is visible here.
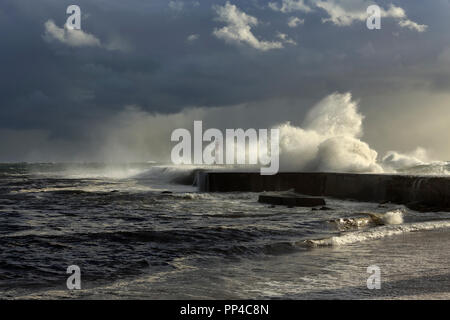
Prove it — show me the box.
[213,2,283,51]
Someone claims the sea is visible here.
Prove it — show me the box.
[1,162,450,299]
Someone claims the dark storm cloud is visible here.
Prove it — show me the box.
[0,0,449,161]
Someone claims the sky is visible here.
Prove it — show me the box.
[0,0,449,163]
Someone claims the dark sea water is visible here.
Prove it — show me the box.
[1,163,450,299]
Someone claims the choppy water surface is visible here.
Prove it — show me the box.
[0,163,449,299]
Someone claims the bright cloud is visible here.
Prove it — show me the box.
[277,32,297,45]
[398,19,428,33]
[213,2,283,51]
[43,20,101,47]
[269,0,427,32]
[316,1,404,26]
[287,16,304,27]
[268,0,312,13]
[187,34,200,42]
[315,0,427,32]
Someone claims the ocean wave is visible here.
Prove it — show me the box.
[398,162,450,176]
[171,192,217,200]
[329,210,404,231]
[304,219,450,247]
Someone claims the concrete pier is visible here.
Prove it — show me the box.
[197,172,450,211]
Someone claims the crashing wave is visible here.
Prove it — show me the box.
[305,219,450,247]
[329,210,404,231]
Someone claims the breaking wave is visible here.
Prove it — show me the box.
[56,92,447,179]
[305,219,450,247]
[329,210,404,231]
[381,210,404,225]
[274,92,448,175]
[36,92,446,182]
[276,93,383,173]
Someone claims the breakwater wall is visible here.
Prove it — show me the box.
[197,172,450,210]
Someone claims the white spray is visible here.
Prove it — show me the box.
[276,92,383,173]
